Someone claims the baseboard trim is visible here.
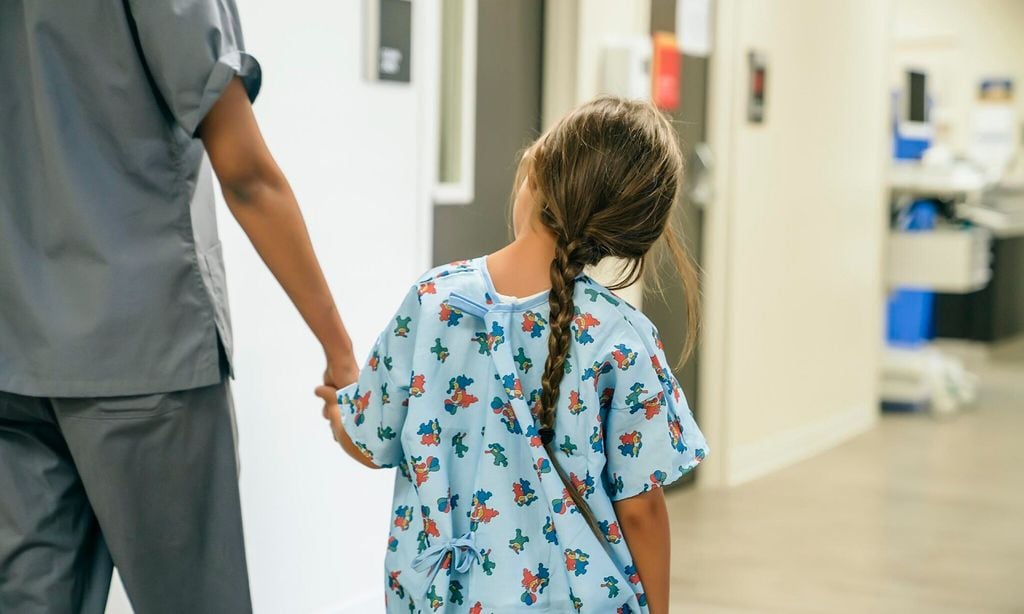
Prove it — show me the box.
[727,405,876,487]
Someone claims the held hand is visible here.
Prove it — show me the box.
[315,384,344,442]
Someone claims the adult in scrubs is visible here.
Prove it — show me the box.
[0,2,358,612]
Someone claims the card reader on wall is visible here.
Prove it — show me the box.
[363,0,412,83]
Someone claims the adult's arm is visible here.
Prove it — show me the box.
[199,78,358,387]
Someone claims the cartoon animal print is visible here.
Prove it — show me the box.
[340,389,372,426]
[469,490,500,530]
[617,431,642,458]
[380,382,391,405]
[368,349,381,371]
[498,373,525,400]
[394,506,414,531]
[436,490,459,513]
[410,373,426,397]
[410,455,440,486]
[417,281,437,300]
[514,347,533,372]
[559,436,578,457]
[469,602,483,614]
[543,516,558,544]
[639,391,664,420]
[417,505,440,553]
[569,472,595,498]
[601,576,620,598]
[378,425,396,441]
[590,424,604,454]
[550,488,576,515]
[491,398,521,434]
[417,419,441,446]
[444,375,478,415]
[449,581,465,606]
[521,311,547,338]
[695,448,707,462]
[582,360,613,391]
[393,316,412,338]
[611,344,638,370]
[512,478,538,507]
[508,528,529,554]
[480,549,496,575]
[599,520,622,544]
[650,354,673,392]
[533,458,551,476]
[570,591,583,612]
[606,473,624,497]
[624,564,641,584]
[485,443,509,467]
[473,321,506,355]
[387,536,399,551]
[424,584,443,611]
[564,549,590,577]
[430,338,449,363]
[584,287,620,306]
[452,432,469,458]
[383,355,394,371]
[438,301,465,327]
[599,387,615,411]
[520,564,550,606]
[571,308,600,345]
[524,425,543,448]
[652,328,664,350]
[650,470,668,488]
[388,570,405,598]
[568,390,586,415]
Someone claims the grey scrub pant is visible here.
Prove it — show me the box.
[0,380,252,614]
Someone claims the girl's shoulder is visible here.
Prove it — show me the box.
[574,276,661,351]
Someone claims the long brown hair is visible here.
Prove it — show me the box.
[516,96,700,538]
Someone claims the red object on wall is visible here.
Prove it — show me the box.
[652,32,680,111]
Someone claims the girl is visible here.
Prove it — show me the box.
[317,97,707,613]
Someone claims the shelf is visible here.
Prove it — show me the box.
[887,227,991,293]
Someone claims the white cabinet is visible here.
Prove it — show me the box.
[887,227,991,293]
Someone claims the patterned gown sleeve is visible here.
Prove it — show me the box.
[600,321,709,501]
[337,286,421,468]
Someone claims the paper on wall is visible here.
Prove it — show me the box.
[677,0,712,57]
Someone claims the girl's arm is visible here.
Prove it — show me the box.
[613,488,671,613]
[315,385,380,469]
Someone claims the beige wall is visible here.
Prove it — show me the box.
[702,0,892,486]
[893,0,1024,154]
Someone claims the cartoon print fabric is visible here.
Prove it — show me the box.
[337,258,708,613]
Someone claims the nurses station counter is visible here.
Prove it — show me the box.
[881,162,1024,413]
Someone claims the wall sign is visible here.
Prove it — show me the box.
[364,0,412,83]
[747,50,767,124]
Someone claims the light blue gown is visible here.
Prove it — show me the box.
[337,258,708,613]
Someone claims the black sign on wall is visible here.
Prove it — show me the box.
[365,0,412,83]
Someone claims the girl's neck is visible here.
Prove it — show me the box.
[487,226,556,299]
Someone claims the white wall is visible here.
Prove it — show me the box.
[701,0,892,487]
[107,2,435,613]
[892,0,1024,154]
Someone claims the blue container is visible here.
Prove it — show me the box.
[886,200,938,346]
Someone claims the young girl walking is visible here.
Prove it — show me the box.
[317,97,708,613]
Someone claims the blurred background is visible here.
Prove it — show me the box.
[106,0,1023,612]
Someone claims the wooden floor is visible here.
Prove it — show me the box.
[667,341,1024,613]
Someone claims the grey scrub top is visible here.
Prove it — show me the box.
[0,1,261,397]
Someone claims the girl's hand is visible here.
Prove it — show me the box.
[315,384,343,442]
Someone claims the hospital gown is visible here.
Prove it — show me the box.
[337,258,708,613]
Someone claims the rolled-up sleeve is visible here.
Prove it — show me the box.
[126,0,262,136]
